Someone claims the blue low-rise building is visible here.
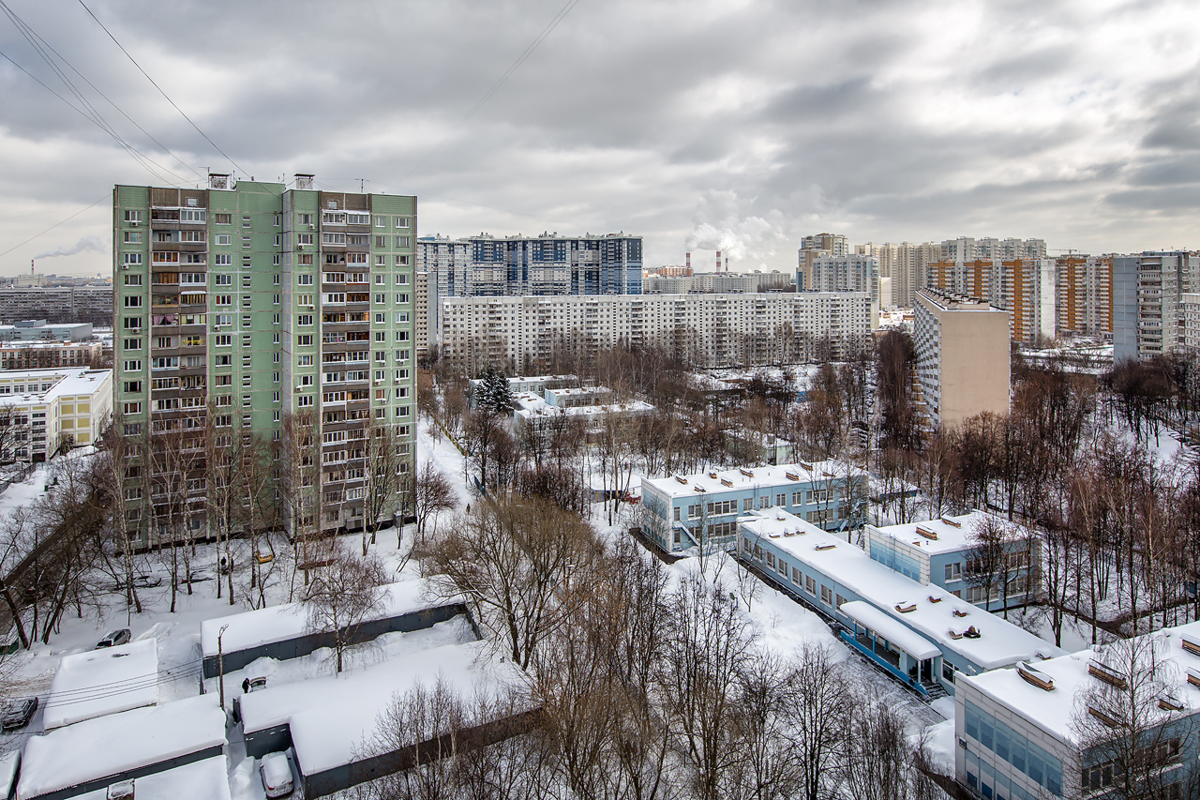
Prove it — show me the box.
[737,509,1059,698]
[641,462,868,554]
[866,512,1039,611]
[957,622,1200,800]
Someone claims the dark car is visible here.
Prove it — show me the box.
[95,629,132,649]
[1,696,38,731]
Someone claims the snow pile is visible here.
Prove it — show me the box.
[43,638,159,729]
[19,694,227,799]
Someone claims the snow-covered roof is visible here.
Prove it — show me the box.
[0,752,18,800]
[18,695,226,799]
[43,638,159,729]
[840,600,941,660]
[512,392,653,421]
[961,620,1200,744]
[740,509,1060,671]
[644,461,865,501]
[70,757,231,800]
[0,368,110,407]
[200,580,446,657]
[869,510,1025,556]
[240,639,528,776]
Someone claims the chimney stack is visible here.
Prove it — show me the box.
[716,250,722,273]
[686,252,691,274]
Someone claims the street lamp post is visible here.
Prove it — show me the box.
[217,623,230,711]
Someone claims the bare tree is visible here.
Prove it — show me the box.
[413,461,456,548]
[660,573,754,800]
[1071,635,1199,800]
[302,544,388,673]
[421,496,599,671]
[362,416,404,555]
[786,642,854,800]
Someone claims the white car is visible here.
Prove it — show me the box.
[259,752,293,798]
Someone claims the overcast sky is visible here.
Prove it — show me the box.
[1,0,1198,277]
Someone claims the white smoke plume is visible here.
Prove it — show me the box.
[683,191,788,268]
[34,236,105,260]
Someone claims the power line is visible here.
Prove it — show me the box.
[0,4,190,185]
[398,0,583,183]
[11,13,202,181]
[75,0,245,177]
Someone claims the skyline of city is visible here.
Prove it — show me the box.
[2,1,1199,277]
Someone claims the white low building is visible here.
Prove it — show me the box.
[512,387,653,436]
[0,368,112,461]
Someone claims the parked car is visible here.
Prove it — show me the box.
[259,752,293,798]
[182,571,212,584]
[95,629,131,649]
[1,697,37,731]
[246,676,267,693]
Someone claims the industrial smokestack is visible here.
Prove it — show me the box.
[686,252,691,273]
[716,250,722,273]
[724,257,728,273]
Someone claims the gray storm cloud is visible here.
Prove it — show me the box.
[34,236,105,260]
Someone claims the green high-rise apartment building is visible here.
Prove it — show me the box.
[114,174,417,547]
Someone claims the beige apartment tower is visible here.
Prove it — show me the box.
[913,289,1010,430]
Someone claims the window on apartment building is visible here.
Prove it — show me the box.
[123,274,142,286]
[820,585,832,606]
[397,256,410,267]
[945,563,962,582]
[123,380,142,393]
[395,217,410,229]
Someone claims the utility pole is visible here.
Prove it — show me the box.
[217,624,229,711]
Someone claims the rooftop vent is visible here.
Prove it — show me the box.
[785,472,800,481]
[740,468,754,478]
[941,517,962,528]
[1017,661,1055,691]
[675,476,688,485]
[814,543,836,552]
[895,602,917,614]
[1087,704,1119,728]
[1159,691,1185,712]
[916,526,938,541]
[799,462,813,471]
[1088,660,1128,690]
[708,472,718,479]
[720,478,733,487]
[1187,667,1200,689]
[1182,634,1200,657]
[952,608,969,618]
[928,595,942,604]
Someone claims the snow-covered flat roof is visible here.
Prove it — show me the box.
[240,639,528,776]
[200,579,446,657]
[644,461,866,501]
[18,695,226,799]
[741,509,1060,671]
[71,757,231,800]
[513,392,652,420]
[869,510,1024,556]
[43,638,159,729]
[961,620,1200,743]
[840,600,941,660]
[0,368,110,407]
